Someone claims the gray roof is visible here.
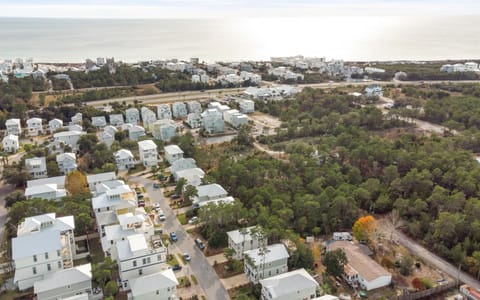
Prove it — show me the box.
[27,176,66,188]
[12,230,62,259]
[227,226,263,244]
[197,184,227,198]
[130,269,178,296]
[34,263,91,293]
[86,172,116,184]
[164,145,183,155]
[260,268,319,299]
[244,243,289,266]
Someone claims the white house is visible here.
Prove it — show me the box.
[141,107,157,129]
[2,134,19,153]
[53,131,86,150]
[128,125,146,141]
[114,149,136,171]
[230,113,248,129]
[27,176,66,189]
[239,99,255,114]
[56,153,77,174]
[104,125,118,137]
[187,101,202,113]
[27,117,43,136]
[25,184,67,200]
[48,118,63,133]
[259,268,319,300]
[128,269,178,300]
[227,226,268,260]
[174,168,205,186]
[172,102,188,119]
[156,104,172,120]
[91,116,107,129]
[223,109,239,124]
[6,118,22,135]
[12,213,75,290]
[192,183,228,206]
[169,158,196,175]
[364,85,383,97]
[202,109,224,134]
[116,234,167,290]
[32,69,46,80]
[138,140,158,167]
[152,120,177,142]
[333,232,352,241]
[86,172,116,191]
[70,113,83,126]
[25,157,47,179]
[34,263,92,300]
[186,113,203,129]
[327,240,391,291]
[98,131,115,148]
[243,243,290,284]
[164,145,184,164]
[109,114,125,126]
[126,108,140,125]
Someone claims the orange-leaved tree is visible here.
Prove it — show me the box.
[65,170,89,195]
[352,215,376,242]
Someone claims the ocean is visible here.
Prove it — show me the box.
[1,16,480,63]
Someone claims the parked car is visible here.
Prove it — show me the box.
[195,238,205,250]
[172,264,182,271]
[158,212,166,222]
[170,232,178,242]
[137,193,144,199]
[153,183,160,189]
[183,253,191,261]
[171,194,180,199]
[154,203,160,211]
[188,216,199,224]
[137,200,145,207]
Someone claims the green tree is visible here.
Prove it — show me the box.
[399,256,414,276]
[103,280,118,297]
[183,185,198,203]
[324,249,348,277]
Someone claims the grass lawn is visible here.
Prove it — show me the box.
[191,275,198,285]
[177,276,191,288]
[127,164,146,174]
[177,213,187,225]
[167,254,179,266]
[88,237,105,264]
[178,253,187,265]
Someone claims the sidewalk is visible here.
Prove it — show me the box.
[220,273,249,290]
[206,253,228,265]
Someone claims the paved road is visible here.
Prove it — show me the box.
[0,184,15,242]
[129,176,230,300]
[381,218,480,290]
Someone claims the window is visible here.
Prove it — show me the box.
[156,290,159,295]
[133,260,137,267]
[138,269,143,275]
[45,252,49,259]
[157,255,162,261]
[142,258,146,265]
[47,264,51,271]
[32,267,37,275]
[58,261,62,269]
[146,257,151,264]
[33,255,37,262]
[57,250,61,257]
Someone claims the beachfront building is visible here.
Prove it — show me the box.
[12,213,75,290]
[164,145,184,164]
[202,109,224,134]
[114,149,136,171]
[34,264,92,300]
[138,140,158,167]
[128,125,146,141]
[259,268,319,300]
[27,117,43,137]
[48,119,63,133]
[2,134,19,153]
[128,269,178,300]
[56,153,77,174]
[6,118,22,136]
[116,234,167,290]
[156,104,172,120]
[227,226,268,260]
[125,108,140,125]
[172,102,188,119]
[141,107,157,129]
[25,157,47,179]
[243,244,290,284]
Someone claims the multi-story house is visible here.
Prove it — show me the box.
[187,101,202,114]
[2,134,19,153]
[56,153,77,174]
[192,183,232,207]
[156,104,172,120]
[186,113,203,129]
[364,85,383,97]
[70,113,83,126]
[5,118,22,135]
[128,269,178,300]
[243,244,290,284]
[48,119,63,133]
[128,125,146,141]
[114,149,136,171]
[164,145,184,164]
[34,263,92,300]
[227,226,268,260]
[12,213,76,290]
[25,157,47,179]
[152,120,177,142]
[126,108,140,125]
[141,107,157,129]
[172,102,188,119]
[138,140,158,167]
[116,234,167,289]
[259,268,319,300]
[86,172,116,192]
[91,116,107,129]
[202,109,224,134]
[27,117,43,137]
[25,184,67,201]
[230,113,248,129]
[109,114,124,126]
[98,131,115,148]
[53,131,86,150]
[239,99,255,114]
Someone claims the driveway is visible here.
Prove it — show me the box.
[129,176,230,300]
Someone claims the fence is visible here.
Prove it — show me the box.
[394,282,457,300]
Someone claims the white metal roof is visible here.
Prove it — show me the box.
[114,149,134,160]
[86,172,116,184]
[138,140,157,150]
[197,183,228,199]
[130,269,178,296]
[27,176,66,188]
[164,144,184,155]
[12,230,62,259]
[116,234,149,261]
[243,243,289,266]
[34,263,91,293]
[227,226,263,244]
[260,268,319,299]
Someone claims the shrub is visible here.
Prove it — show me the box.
[411,277,425,290]
[420,278,433,289]
[381,257,394,269]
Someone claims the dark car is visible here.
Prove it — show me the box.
[170,232,178,242]
[172,264,182,271]
[171,194,180,199]
[195,238,205,250]
[153,183,160,189]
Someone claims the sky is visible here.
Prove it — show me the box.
[0,0,479,18]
